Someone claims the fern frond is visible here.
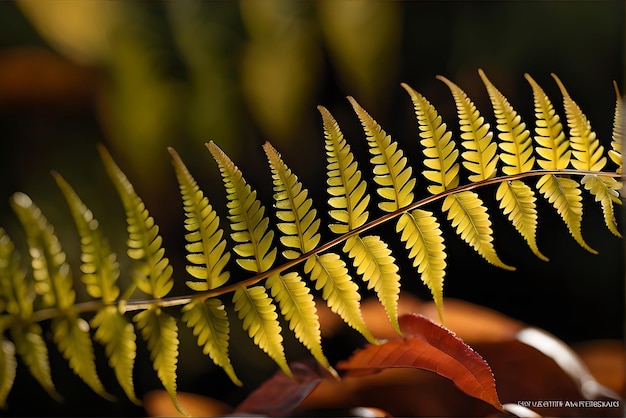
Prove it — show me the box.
[581,175,622,238]
[479,69,536,175]
[347,96,415,211]
[304,254,376,343]
[496,181,548,261]
[99,145,174,299]
[537,174,597,254]
[181,298,242,386]
[51,314,112,400]
[396,210,446,320]
[319,105,371,232]
[479,69,546,261]
[169,148,230,291]
[53,172,121,303]
[133,307,184,415]
[0,229,33,318]
[207,141,277,273]
[437,75,499,182]
[265,272,329,369]
[609,81,622,172]
[401,83,460,194]
[442,192,515,270]
[10,193,76,309]
[0,339,16,408]
[10,324,59,400]
[526,75,596,253]
[525,74,570,170]
[91,306,140,404]
[263,141,321,258]
[232,286,291,377]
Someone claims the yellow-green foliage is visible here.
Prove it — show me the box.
[0,71,621,413]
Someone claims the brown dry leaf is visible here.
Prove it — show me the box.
[143,390,232,417]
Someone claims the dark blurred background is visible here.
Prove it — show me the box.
[0,1,623,416]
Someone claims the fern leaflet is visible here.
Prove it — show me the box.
[526,74,596,253]
[609,81,622,173]
[99,146,174,299]
[133,307,183,414]
[169,148,231,291]
[232,286,291,376]
[479,69,546,261]
[0,339,15,408]
[438,75,499,182]
[181,298,241,385]
[51,314,113,400]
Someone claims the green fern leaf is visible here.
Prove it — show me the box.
[133,307,184,415]
[609,81,622,172]
[401,83,460,194]
[263,141,321,258]
[526,75,596,253]
[349,96,445,322]
[553,74,607,172]
[10,193,76,309]
[232,286,291,377]
[51,314,113,400]
[10,324,59,400]
[479,69,546,261]
[347,97,415,211]
[443,192,515,270]
[304,254,376,343]
[437,75,499,182]
[343,235,401,333]
[537,174,597,254]
[53,172,121,303]
[525,74,571,170]
[0,229,33,318]
[91,306,140,404]
[265,272,329,368]
[396,210,446,319]
[207,141,277,273]
[581,175,622,238]
[99,145,174,299]
[181,298,242,386]
[0,339,16,408]
[319,105,371,233]
[263,142,372,346]
[496,181,548,261]
[169,148,230,290]
[479,69,536,175]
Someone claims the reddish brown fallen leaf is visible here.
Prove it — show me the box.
[337,313,504,413]
[574,340,625,398]
[234,361,327,417]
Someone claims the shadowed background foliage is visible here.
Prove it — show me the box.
[0,1,623,416]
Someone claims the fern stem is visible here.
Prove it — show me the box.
[27,169,622,319]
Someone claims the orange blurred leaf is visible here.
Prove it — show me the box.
[337,313,504,412]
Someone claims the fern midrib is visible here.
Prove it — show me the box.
[24,169,621,321]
